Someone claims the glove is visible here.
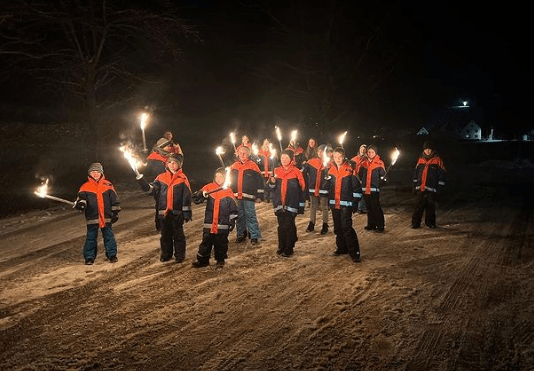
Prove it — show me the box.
[74,200,86,211]
[111,212,119,224]
[192,191,206,204]
[183,210,192,222]
[137,176,150,192]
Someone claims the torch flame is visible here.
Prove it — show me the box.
[140,113,149,130]
[229,132,236,145]
[35,178,49,198]
[216,146,225,156]
[322,149,330,168]
[290,130,298,143]
[119,145,144,176]
[269,143,276,159]
[252,143,259,156]
[222,167,231,189]
[338,131,348,146]
[275,126,282,141]
[390,147,400,166]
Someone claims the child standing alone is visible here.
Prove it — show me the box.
[74,163,121,265]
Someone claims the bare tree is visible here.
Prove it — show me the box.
[0,0,195,155]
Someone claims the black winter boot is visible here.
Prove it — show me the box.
[306,222,314,232]
[320,223,328,234]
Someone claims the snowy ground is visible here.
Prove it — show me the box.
[1,159,533,370]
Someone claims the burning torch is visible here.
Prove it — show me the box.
[229,132,237,154]
[119,144,144,179]
[290,130,298,147]
[140,112,150,152]
[382,147,401,181]
[275,126,283,152]
[216,146,226,168]
[34,178,75,206]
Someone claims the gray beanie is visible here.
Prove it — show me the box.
[88,162,103,175]
[156,137,172,148]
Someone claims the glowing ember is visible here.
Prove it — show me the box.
[252,143,259,156]
[216,146,225,156]
[35,178,49,198]
[269,143,276,159]
[275,126,282,141]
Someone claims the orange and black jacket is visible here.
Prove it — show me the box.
[268,165,306,215]
[77,175,120,227]
[359,155,386,195]
[139,169,192,219]
[229,159,265,201]
[326,161,362,209]
[413,152,446,193]
[350,154,366,175]
[302,157,330,197]
[199,183,238,234]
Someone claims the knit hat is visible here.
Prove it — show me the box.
[333,146,345,156]
[156,137,172,148]
[423,140,434,150]
[88,162,103,175]
[167,154,183,168]
[318,144,327,153]
[359,144,367,151]
[367,144,378,153]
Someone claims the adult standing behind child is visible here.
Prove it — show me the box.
[137,153,192,263]
[74,163,121,265]
[191,168,239,269]
[411,140,446,229]
[268,149,306,258]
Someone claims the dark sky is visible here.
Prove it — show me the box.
[0,1,530,137]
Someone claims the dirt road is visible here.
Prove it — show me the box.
[1,166,533,370]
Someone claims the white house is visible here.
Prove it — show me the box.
[460,120,481,140]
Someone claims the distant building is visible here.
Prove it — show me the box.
[416,127,429,136]
[460,120,481,140]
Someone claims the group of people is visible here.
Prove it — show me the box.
[73,131,446,268]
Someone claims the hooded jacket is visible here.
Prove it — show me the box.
[302,157,330,197]
[269,164,306,215]
[140,169,192,219]
[77,175,120,227]
[199,183,238,234]
[413,151,446,192]
[229,159,264,201]
[359,155,386,194]
[326,161,362,209]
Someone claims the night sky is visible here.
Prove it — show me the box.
[0,1,530,138]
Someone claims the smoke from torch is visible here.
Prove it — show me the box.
[338,131,348,148]
[216,146,226,168]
